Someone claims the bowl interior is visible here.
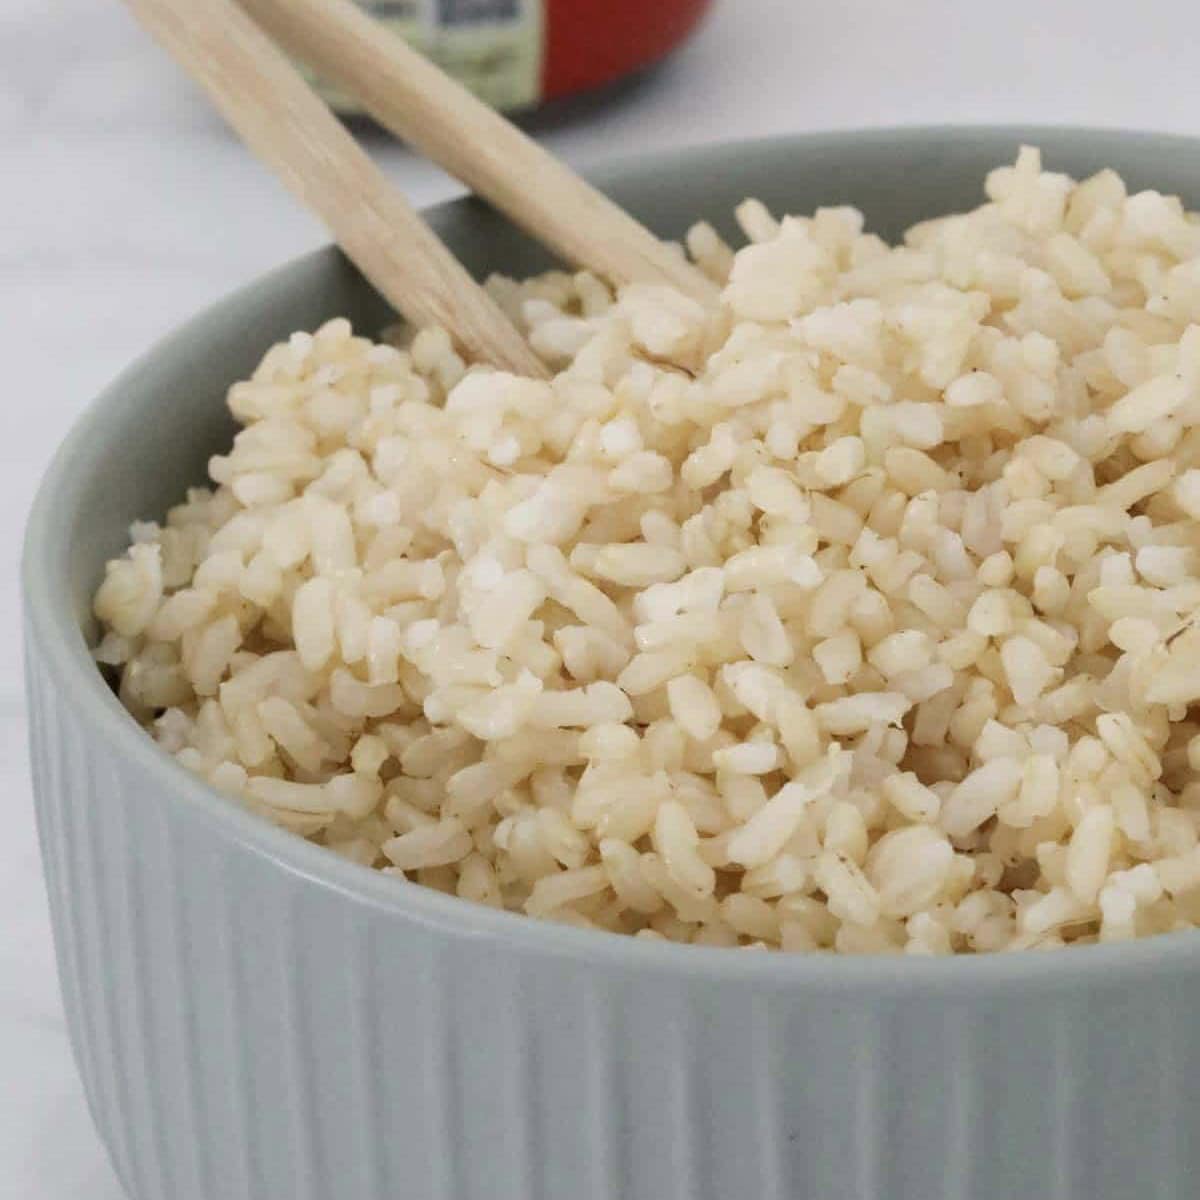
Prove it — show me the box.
[24,125,1200,981]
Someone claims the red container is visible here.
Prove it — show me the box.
[324,1,714,113]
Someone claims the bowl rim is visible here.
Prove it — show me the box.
[24,123,1200,992]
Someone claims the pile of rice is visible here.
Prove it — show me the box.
[94,148,1200,953]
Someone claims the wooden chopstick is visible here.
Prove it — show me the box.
[240,0,721,306]
[122,0,547,377]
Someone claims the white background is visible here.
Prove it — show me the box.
[4,0,1199,1194]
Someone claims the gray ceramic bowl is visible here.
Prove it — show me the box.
[23,127,1200,1200]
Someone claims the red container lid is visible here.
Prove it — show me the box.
[542,0,714,101]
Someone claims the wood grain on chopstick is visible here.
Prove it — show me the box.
[241,0,720,306]
[122,0,546,377]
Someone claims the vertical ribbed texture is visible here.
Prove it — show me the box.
[159,813,213,1199]
[1051,1010,1076,1200]
[854,1010,883,1200]
[277,894,321,1200]
[584,980,618,1200]
[1170,989,1200,1199]
[749,996,784,1200]
[505,965,536,1200]
[105,755,178,1200]
[941,1010,972,1200]
[23,653,96,1110]
[1154,1002,1181,1200]
[23,624,1200,1200]
[422,947,458,1200]
[668,1003,699,1200]
[59,689,141,1196]
[344,916,384,1200]
[214,852,258,1200]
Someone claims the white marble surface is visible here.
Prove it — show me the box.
[5,0,1200,1194]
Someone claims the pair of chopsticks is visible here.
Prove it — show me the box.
[122,0,717,377]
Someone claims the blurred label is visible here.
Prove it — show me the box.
[436,0,521,21]
[316,0,544,112]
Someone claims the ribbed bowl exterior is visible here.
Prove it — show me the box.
[24,130,1200,1200]
[26,629,1200,1200]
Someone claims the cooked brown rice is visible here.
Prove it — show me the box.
[95,148,1200,953]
